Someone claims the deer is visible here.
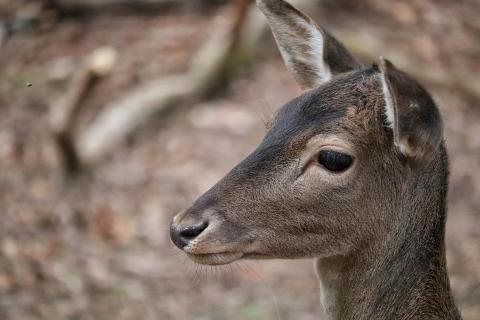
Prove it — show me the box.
[170,0,462,319]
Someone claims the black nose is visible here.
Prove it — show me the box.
[170,221,208,249]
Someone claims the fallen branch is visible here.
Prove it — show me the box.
[49,47,117,175]
[75,0,256,165]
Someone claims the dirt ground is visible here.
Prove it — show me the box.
[0,1,479,319]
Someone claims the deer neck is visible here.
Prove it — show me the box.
[315,223,459,320]
[316,158,460,320]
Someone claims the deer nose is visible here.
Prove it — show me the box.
[170,221,209,249]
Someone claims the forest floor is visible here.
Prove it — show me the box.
[0,1,479,319]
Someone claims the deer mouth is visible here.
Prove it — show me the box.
[186,252,243,265]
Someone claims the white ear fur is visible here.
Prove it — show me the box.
[379,57,421,157]
[379,57,408,154]
[257,0,332,89]
[299,18,332,83]
[379,68,395,129]
[277,16,332,85]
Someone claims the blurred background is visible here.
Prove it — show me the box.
[0,0,479,319]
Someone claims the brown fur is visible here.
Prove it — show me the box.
[170,1,462,319]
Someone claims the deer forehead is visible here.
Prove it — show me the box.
[264,69,383,151]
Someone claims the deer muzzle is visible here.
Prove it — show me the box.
[170,208,247,265]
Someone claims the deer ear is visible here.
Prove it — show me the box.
[257,0,362,90]
[379,57,443,161]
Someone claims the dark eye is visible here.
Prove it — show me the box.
[317,150,353,172]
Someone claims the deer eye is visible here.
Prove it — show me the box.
[317,150,353,172]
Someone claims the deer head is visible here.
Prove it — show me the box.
[170,0,445,268]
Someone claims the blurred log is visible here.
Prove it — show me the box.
[50,0,254,173]
[75,0,253,165]
[49,47,117,175]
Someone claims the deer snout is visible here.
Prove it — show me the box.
[170,219,209,249]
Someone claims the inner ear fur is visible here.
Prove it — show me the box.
[257,0,362,90]
[379,57,443,162]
